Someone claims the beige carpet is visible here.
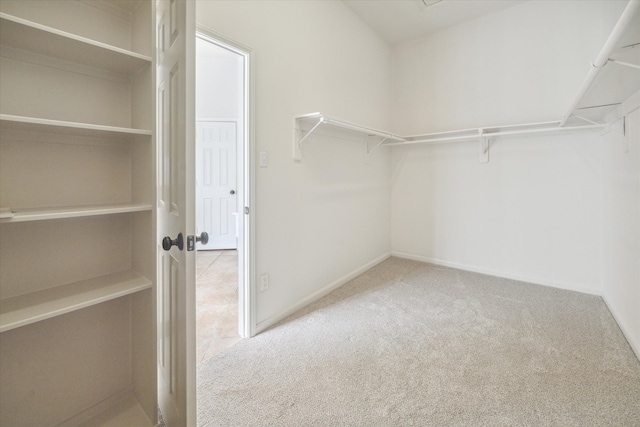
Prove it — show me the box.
[197,257,640,426]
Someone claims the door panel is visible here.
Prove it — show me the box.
[157,0,195,426]
[196,121,238,250]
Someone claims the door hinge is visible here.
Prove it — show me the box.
[244,206,250,215]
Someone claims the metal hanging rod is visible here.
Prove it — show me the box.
[402,120,561,140]
[293,112,606,162]
[387,123,605,147]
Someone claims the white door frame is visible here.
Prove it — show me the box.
[196,27,256,338]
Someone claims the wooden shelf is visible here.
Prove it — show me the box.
[0,270,152,333]
[0,2,157,425]
[0,114,152,139]
[0,13,151,75]
[0,203,152,223]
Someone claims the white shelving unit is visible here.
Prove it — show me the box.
[293,112,405,160]
[293,3,639,164]
[561,0,640,127]
[0,1,156,425]
[294,113,605,163]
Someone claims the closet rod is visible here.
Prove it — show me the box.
[385,124,605,147]
[560,0,640,126]
[320,116,405,141]
[403,120,560,139]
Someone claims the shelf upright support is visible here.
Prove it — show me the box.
[478,129,489,163]
[613,115,630,153]
[293,115,324,161]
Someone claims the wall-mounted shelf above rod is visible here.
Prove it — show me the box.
[293,112,405,160]
[560,0,640,128]
[294,112,606,163]
[388,121,605,163]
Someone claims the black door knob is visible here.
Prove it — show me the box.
[162,233,184,251]
[230,190,235,195]
[196,232,209,245]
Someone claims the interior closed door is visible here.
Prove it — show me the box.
[196,120,238,250]
[156,0,196,425]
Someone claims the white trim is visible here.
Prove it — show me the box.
[255,252,392,334]
[195,26,256,338]
[195,117,239,122]
[602,294,640,362]
[391,251,602,296]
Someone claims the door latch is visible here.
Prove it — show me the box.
[187,232,209,251]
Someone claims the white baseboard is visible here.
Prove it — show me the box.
[255,252,392,334]
[391,251,602,296]
[601,294,640,362]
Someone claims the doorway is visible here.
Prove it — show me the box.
[195,30,253,363]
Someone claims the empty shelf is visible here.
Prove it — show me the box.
[0,13,151,75]
[0,114,152,139]
[0,204,152,223]
[0,270,152,332]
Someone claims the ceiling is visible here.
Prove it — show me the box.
[342,0,525,45]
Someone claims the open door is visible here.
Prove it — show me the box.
[157,0,196,425]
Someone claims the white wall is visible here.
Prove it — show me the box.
[390,1,627,294]
[195,0,392,328]
[196,38,242,119]
[391,0,626,134]
[601,96,640,359]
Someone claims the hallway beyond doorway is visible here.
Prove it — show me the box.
[196,250,242,364]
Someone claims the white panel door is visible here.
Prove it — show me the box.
[157,0,196,426]
[196,121,238,250]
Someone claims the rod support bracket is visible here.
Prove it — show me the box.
[478,130,489,163]
[293,116,324,161]
[367,136,388,155]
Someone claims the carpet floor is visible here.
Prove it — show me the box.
[197,257,640,426]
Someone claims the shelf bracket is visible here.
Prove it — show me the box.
[478,130,489,163]
[366,136,388,155]
[293,116,324,161]
[608,58,640,71]
[600,115,630,154]
[613,115,630,154]
[572,113,602,127]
